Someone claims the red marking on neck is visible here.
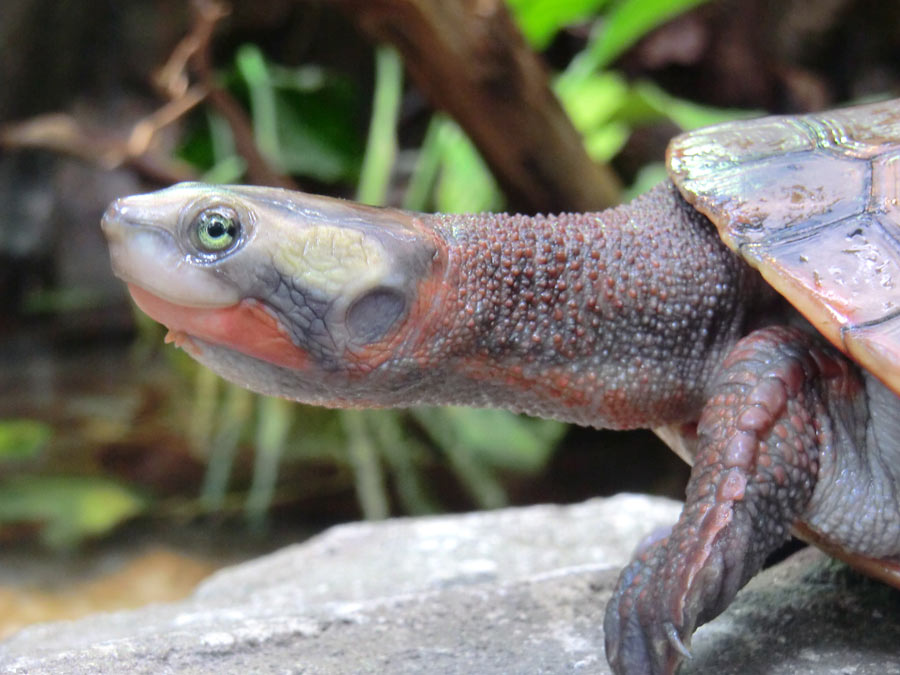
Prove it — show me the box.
[127,284,308,370]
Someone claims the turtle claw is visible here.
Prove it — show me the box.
[603,548,692,675]
[664,622,691,660]
[601,328,847,673]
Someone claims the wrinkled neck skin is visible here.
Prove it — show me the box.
[194,183,767,430]
[426,182,767,428]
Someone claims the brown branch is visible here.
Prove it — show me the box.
[127,86,208,157]
[170,0,299,189]
[0,0,295,190]
[0,4,221,185]
[202,86,299,190]
[0,113,198,185]
[152,1,228,100]
[330,0,621,213]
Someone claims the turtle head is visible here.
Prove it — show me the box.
[101,182,446,405]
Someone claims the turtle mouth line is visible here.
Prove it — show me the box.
[127,284,310,371]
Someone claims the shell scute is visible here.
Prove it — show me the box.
[669,98,900,394]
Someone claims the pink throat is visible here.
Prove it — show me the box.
[127,284,308,370]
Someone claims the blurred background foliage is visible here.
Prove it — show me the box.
[0,0,898,628]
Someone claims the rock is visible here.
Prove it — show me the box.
[686,546,900,675]
[1,494,898,674]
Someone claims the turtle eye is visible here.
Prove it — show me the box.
[192,207,240,253]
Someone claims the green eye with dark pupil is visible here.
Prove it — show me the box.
[195,209,239,252]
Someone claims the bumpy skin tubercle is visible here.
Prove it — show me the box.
[102,178,900,675]
[604,326,898,674]
[102,182,759,420]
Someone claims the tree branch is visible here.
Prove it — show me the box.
[330,0,621,213]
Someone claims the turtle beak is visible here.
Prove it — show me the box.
[101,187,191,239]
[101,190,241,308]
[99,197,128,243]
[100,196,158,282]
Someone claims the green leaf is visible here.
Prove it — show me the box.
[629,81,758,130]
[357,47,403,206]
[340,410,389,520]
[279,405,346,462]
[555,71,631,161]
[415,407,565,474]
[584,120,630,162]
[434,119,504,213]
[507,0,612,49]
[444,408,566,473]
[557,71,629,132]
[554,70,752,166]
[201,383,254,512]
[410,408,508,509]
[0,476,146,549]
[179,48,363,184]
[0,419,52,461]
[366,411,439,515]
[403,116,445,211]
[236,44,282,171]
[201,155,247,184]
[245,395,294,528]
[586,0,712,71]
[236,44,365,182]
[273,92,362,182]
[412,407,565,508]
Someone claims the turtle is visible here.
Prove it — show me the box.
[101,97,900,674]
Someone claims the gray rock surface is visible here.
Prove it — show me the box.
[1,494,898,674]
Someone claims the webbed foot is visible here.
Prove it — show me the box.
[603,327,853,674]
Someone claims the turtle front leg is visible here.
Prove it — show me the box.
[603,326,867,675]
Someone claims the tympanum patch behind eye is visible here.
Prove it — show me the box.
[346,287,406,343]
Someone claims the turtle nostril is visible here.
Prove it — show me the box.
[100,201,123,238]
[101,198,143,239]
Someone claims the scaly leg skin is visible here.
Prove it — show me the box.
[604,325,891,675]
